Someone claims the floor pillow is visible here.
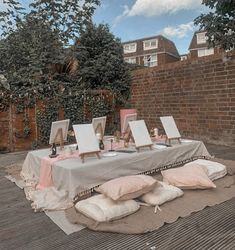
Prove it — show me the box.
[184,159,227,181]
[75,194,140,222]
[161,164,216,189]
[139,181,184,212]
[95,175,157,201]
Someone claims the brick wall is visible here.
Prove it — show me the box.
[0,90,115,152]
[0,104,41,152]
[131,51,235,146]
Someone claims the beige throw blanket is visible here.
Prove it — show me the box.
[65,158,235,234]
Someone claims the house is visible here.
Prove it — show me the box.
[122,35,180,67]
[180,54,188,61]
[188,31,222,59]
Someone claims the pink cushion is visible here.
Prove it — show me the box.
[161,164,216,189]
[96,175,157,201]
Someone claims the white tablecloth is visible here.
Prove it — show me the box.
[21,140,210,199]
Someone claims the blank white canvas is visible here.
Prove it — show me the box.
[129,120,152,148]
[73,124,100,154]
[49,119,70,145]
[122,113,137,134]
[92,116,106,135]
[160,116,181,139]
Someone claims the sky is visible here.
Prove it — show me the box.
[0,0,208,55]
[93,0,208,55]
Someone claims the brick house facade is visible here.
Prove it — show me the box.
[189,31,222,60]
[122,35,180,67]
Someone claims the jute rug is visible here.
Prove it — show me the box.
[4,158,235,236]
[65,158,235,234]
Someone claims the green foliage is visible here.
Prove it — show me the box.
[62,92,85,126]
[36,103,59,144]
[76,23,131,105]
[0,0,131,145]
[0,0,101,106]
[23,126,31,138]
[194,0,235,50]
[29,0,100,45]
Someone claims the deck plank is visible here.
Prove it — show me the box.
[0,145,235,250]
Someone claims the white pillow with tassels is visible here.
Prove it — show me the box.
[139,181,184,213]
[184,159,227,181]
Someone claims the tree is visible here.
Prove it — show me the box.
[76,23,131,104]
[29,0,100,45]
[194,0,235,50]
[0,0,100,104]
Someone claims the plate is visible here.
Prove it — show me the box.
[153,144,168,150]
[102,152,118,157]
[181,139,193,143]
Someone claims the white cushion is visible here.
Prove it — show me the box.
[139,181,184,206]
[75,194,140,222]
[185,159,227,181]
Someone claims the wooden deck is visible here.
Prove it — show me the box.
[0,144,235,250]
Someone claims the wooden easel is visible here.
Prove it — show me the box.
[80,151,101,163]
[54,128,64,150]
[94,122,104,139]
[166,137,181,145]
[123,126,134,147]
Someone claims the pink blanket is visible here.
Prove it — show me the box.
[37,151,80,190]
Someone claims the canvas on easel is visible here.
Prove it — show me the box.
[128,120,153,151]
[160,116,181,145]
[92,116,107,139]
[49,119,70,149]
[73,124,101,163]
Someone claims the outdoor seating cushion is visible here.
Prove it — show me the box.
[96,175,157,201]
[184,159,227,181]
[75,194,140,222]
[139,181,184,207]
[161,164,216,189]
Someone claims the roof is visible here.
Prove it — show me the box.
[122,35,180,58]
[188,31,209,50]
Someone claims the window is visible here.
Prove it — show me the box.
[181,55,188,61]
[123,43,137,53]
[198,48,214,57]
[143,39,158,50]
[124,57,136,64]
[196,32,207,44]
[144,54,158,67]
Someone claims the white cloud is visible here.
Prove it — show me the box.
[127,0,202,17]
[162,22,195,38]
[0,0,7,11]
[112,5,130,29]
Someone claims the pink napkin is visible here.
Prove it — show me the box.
[120,109,137,134]
[37,151,80,190]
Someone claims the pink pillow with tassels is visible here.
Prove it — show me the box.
[96,175,157,201]
[161,164,216,189]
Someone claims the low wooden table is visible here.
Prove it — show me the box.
[21,140,210,199]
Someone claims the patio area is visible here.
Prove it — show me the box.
[1,143,234,250]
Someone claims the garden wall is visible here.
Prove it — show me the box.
[131,51,235,146]
[0,104,37,152]
[0,90,115,152]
